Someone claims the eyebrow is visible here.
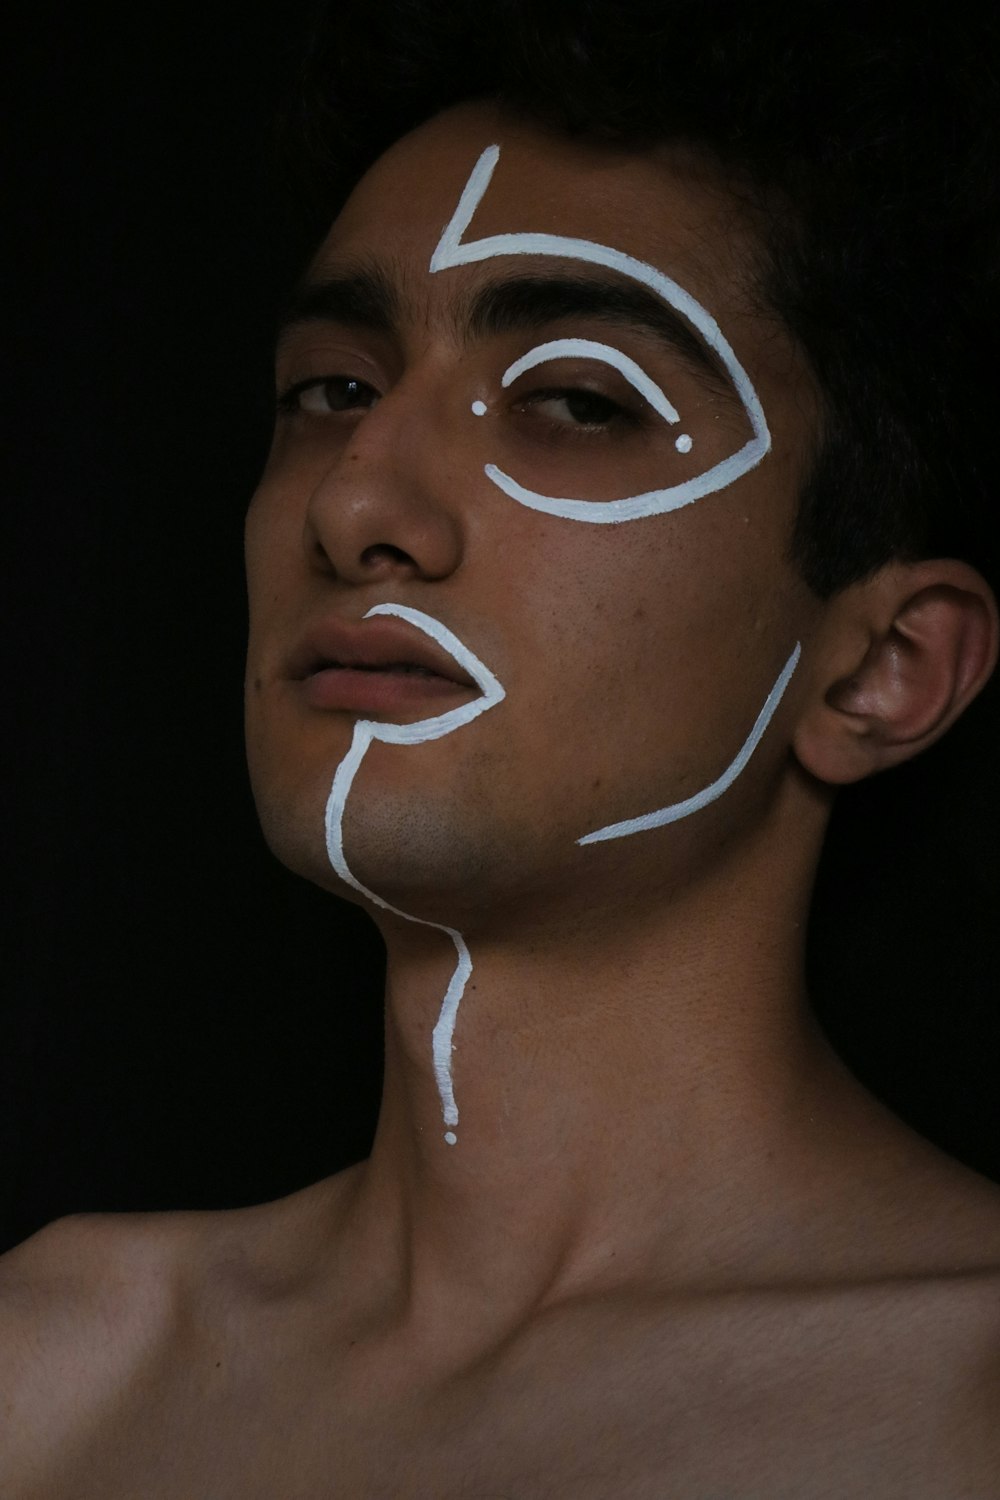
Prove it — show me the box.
[464,274,734,397]
[278,262,401,341]
[278,264,735,401]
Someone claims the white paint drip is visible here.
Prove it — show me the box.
[430,144,771,524]
[577,642,801,845]
[324,604,505,1142]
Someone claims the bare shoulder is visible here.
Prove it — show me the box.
[0,1213,182,1477]
[0,1179,369,1498]
[0,1209,179,1378]
[0,1179,350,1485]
[0,1189,305,1382]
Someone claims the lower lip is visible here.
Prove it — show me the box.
[300,667,475,714]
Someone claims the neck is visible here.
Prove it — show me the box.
[322,777,891,1345]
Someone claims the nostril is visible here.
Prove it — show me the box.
[360,542,415,569]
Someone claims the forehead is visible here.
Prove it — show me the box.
[315,104,757,321]
[304,104,809,428]
[299,101,821,480]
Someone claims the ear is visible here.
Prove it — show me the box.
[793,559,999,786]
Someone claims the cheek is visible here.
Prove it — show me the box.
[494,509,792,780]
[245,483,303,627]
[246,467,291,548]
[506,505,765,672]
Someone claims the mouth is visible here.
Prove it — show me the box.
[303,664,474,714]
[304,657,467,682]
[287,613,479,714]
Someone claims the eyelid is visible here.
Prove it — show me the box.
[501,338,680,426]
[275,334,388,388]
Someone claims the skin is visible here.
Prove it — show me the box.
[3,103,1000,1499]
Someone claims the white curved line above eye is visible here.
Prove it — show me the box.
[501,338,680,426]
[431,144,771,524]
[431,145,768,458]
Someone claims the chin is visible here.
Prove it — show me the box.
[336,791,515,921]
[247,735,707,931]
[249,763,475,906]
[250,793,334,895]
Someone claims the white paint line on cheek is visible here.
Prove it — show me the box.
[323,607,505,1143]
[576,642,802,846]
[482,458,756,524]
[430,145,771,525]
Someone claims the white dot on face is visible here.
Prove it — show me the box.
[444,1130,458,1145]
[471,400,488,416]
[675,433,693,454]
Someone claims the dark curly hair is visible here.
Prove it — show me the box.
[279,0,1000,598]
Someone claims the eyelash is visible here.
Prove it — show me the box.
[275,374,648,436]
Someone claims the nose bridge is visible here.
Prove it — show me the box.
[306,354,468,582]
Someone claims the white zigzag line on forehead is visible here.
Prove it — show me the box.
[430,144,771,523]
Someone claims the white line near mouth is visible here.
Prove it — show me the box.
[361,603,505,744]
[324,604,506,1145]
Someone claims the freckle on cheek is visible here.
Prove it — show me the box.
[253,677,263,693]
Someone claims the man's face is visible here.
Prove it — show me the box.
[245,104,820,931]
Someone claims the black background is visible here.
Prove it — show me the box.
[5,8,998,1256]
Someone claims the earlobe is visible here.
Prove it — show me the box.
[793,560,999,787]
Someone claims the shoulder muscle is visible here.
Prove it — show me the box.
[0,1213,179,1487]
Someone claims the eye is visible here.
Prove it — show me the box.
[277,375,380,416]
[484,334,732,522]
[503,339,680,426]
[519,386,636,431]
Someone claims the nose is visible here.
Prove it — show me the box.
[303,372,466,588]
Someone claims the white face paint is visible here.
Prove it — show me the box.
[324,604,505,1144]
[487,335,695,521]
[431,143,771,524]
[577,642,802,845]
[430,144,801,852]
[502,337,682,425]
[325,144,801,1145]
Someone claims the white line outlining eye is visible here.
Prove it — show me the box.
[433,144,771,526]
[501,338,680,426]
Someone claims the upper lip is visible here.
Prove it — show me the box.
[288,614,478,689]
